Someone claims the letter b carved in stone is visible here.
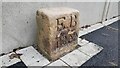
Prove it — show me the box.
[36,7,80,60]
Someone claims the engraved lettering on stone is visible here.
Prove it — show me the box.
[55,15,78,50]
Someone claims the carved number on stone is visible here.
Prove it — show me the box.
[55,15,78,50]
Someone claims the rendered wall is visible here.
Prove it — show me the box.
[107,2,118,20]
[0,0,2,54]
[1,2,118,54]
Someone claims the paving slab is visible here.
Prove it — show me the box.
[79,17,118,37]
[0,52,21,67]
[78,42,103,57]
[28,58,50,66]
[79,23,104,37]
[60,49,91,66]
[78,39,89,46]
[47,59,68,66]
[16,46,50,66]
[77,38,82,45]
[102,17,118,26]
[86,23,104,33]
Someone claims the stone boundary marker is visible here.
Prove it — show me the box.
[36,7,80,60]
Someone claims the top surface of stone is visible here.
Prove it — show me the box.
[37,7,79,16]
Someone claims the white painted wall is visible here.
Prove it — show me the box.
[1,2,118,54]
[107,2,118,20]
[0,0,2,54]
[65,2,105,26]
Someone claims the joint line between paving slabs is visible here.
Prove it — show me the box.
[77,49,91,57]
[78,39,90,47]
[78,42,104,57]
[78,45,104,60]
[42,62,53,68]
[59,59,72,68]
[14,51,23,62]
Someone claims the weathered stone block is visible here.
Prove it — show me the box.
[36,7,80,60]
